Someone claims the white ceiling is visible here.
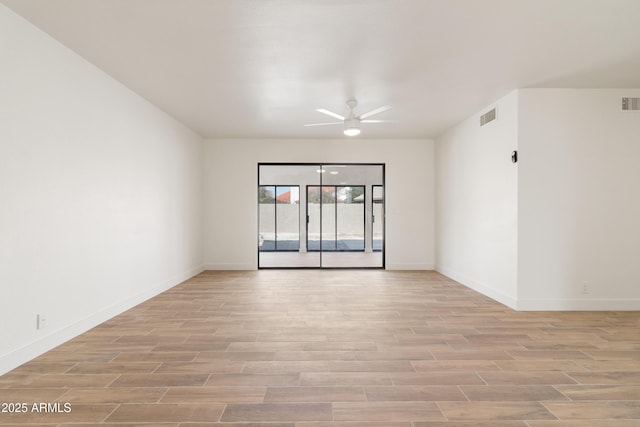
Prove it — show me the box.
[3,0,640,139]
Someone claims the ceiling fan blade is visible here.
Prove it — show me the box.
[316,108,345,120]
[358,105,392,120]
[303,122,343,127]
[361,119,398,124]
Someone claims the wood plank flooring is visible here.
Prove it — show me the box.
[1,270,639,426]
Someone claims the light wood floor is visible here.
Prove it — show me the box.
[1,270,640,426]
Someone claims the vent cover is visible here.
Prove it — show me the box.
[622,97,640,111]
[480,108,497,126]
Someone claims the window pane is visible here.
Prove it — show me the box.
[307,186,322,251]
[373,185,384,251]
[275,186,299,251]
[258,186,275,251]
[336,186,364,251]
[321,186,336,251]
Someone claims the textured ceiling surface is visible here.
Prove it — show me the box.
[3,0,640,138]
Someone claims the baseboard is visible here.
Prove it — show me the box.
[203,263,256,270]
[0,264,204,376]
[516,298,640,311]
[386,263,434,270]
[435,265,640,311]
[435,264,518,310]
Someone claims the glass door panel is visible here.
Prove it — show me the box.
[322,165,383,268]
[259,165,320,268]
[372,185,384,252]
[321,186,336,251]
[258,186,276,251]
[336,186,365,251]
[275,186,299,251]
[306,186,321,251]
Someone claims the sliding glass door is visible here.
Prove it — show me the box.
[258,164,384,268]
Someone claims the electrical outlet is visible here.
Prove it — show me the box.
[582,281,589,295]
[37,314,47,330]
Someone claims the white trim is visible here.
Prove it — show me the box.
[435,264,518,310]
[206,262,430,271]
[0,265,204,376]
[203,263,256,270]
[386,263,434,270]
[517,298,640,311]
[436,265,640,311]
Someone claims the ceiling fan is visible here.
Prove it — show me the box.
[304,99,394,136]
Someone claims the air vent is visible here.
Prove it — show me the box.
[480,108,497,126]
[622,97,640,111]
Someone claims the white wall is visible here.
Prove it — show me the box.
[435,88,640,311]
[518,89,640,310]
[204,139,434,270]
[435,91,519,308]
[0,6,204,374]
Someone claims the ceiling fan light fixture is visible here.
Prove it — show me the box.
[344,118,361,136]
[344,127,361,136]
